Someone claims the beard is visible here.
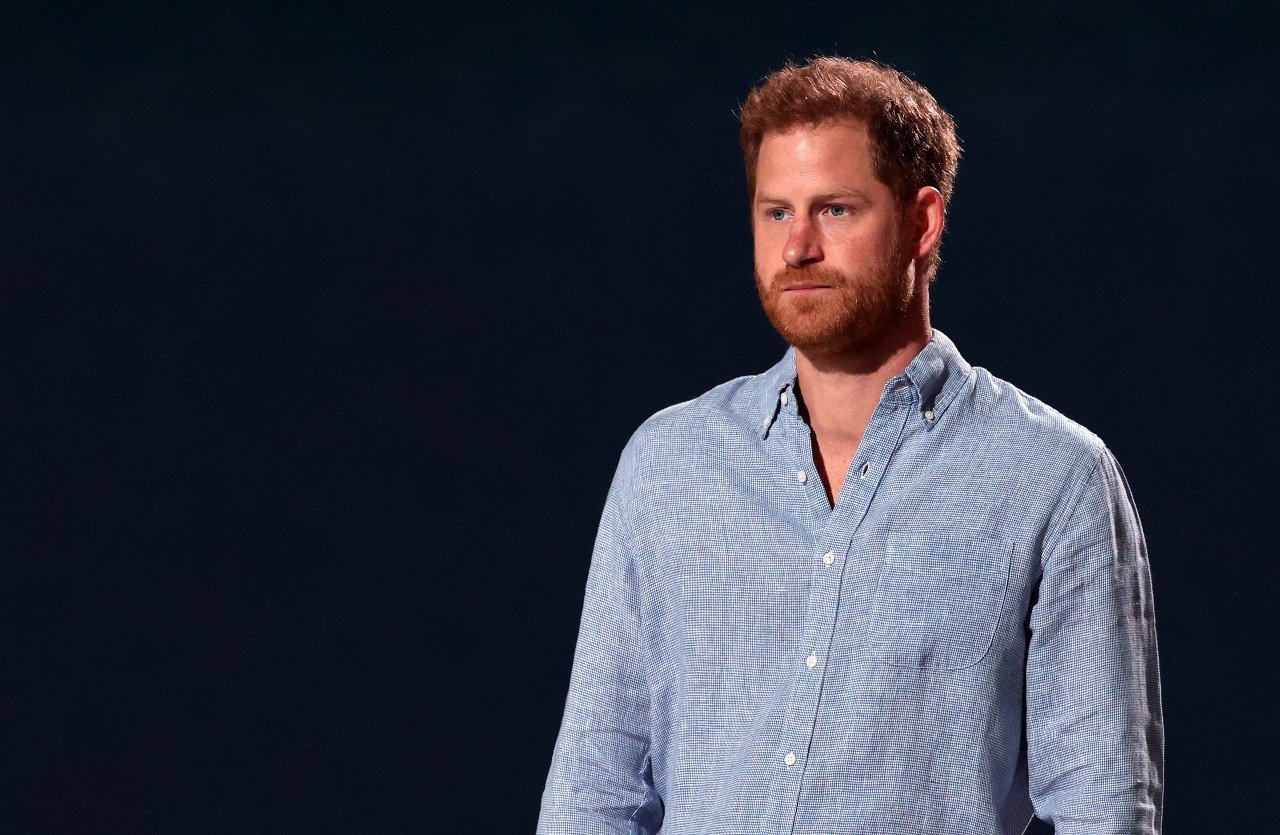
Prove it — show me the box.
[754,233,916,362]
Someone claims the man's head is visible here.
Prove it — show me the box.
[739,57,960,358]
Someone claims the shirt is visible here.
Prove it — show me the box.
[537,327,1164,835]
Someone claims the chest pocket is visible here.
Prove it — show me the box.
[865,529,1014,671]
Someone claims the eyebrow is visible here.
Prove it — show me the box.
[754,188,872,206]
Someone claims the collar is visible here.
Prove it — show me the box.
[755,327,974,439]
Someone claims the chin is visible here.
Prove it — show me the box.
[777,314,895,355]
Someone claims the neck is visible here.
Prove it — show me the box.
[794,314,931,440]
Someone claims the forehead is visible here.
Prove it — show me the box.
[756,118,878,184]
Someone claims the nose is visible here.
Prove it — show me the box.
[782,217,822,267]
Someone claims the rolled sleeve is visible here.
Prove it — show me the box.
[1025,447,1165,833]
[537,434,663,835]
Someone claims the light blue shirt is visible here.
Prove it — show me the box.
[538,328,1164,834]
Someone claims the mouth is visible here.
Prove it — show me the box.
[781,284,832,292]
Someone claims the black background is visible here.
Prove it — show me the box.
[6,2,1277,831]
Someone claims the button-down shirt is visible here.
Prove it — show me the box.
[537,328,1164,835]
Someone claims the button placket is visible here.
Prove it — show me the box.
[764,389,913,827]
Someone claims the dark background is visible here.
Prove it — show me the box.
[6,2,1277,831]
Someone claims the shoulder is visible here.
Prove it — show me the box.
[966,364,1110,483]
[617,369,766,469]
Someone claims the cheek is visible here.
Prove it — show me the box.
[752,222,786,255]
[751,231,770,263]
[831,227,887,263]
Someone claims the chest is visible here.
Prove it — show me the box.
[809,429,861,508]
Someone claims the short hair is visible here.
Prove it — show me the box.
[738,56,962,282]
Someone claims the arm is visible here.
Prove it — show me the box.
[537,435,663,835]
[1025,447,1165,833]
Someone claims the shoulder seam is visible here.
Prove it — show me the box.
[1039,445,1107,567]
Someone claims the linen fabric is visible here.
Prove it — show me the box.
[537,328,1163,834]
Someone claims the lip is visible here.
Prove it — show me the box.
[782,285,832,292]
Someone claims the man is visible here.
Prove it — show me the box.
[537,56,1164,835]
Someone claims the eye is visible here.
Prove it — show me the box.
[827,204,850,217]
[769,208,789,221]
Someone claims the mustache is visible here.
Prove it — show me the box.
[770,264,847,290]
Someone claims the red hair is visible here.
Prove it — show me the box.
[738,56,961,282]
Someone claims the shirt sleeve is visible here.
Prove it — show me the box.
[1025,446,1165,833]
[537,433,663,835]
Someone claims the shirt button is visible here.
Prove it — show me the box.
[924,409,935,421]
[822,551,835,565]
[784,752,796,767]
[805,653,818,668]
[780,391,789,405]
[796,470,807,484]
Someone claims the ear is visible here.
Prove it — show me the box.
[909,186,945,261]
